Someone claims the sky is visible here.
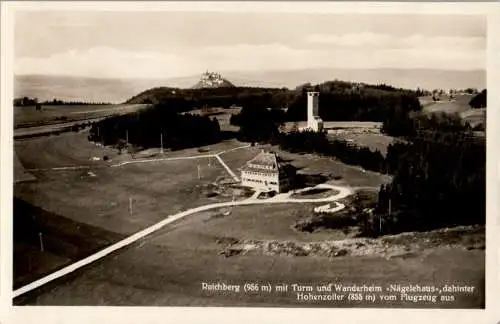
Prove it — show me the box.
[14,11,486,80]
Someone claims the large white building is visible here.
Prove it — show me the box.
[240,151,296,193]
[307,91,324,132]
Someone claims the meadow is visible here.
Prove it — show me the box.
[14,104,147,129]
[13,128,483,308]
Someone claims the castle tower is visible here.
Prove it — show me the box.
[307,91,323,132]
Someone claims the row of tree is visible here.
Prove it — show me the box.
[13,97,38,107]
[40,99,112,106]
[14,97,111,107]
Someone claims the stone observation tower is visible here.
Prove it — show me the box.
[307,91,323,132]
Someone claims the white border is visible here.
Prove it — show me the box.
[1,2,499,324]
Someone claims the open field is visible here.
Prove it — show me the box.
[419,94,486,132]
[257,143,392,188]
[15,132,120,170]
[284,121,395,155]
[14,152,36,183]
[13,132,482,308]
[284,121,382,130]
[14,104,148,129]
[183,107,241,132]
[14,157,231,236]
[216,141,391,188]
[15,134,256,236]
[326,130,396,156]
[14,198,124,288]
[461,108,486,128]
[15,208,484,307]
[420,94,474,115]
[14,133,247,287]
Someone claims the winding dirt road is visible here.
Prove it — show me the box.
[13,144,353,298]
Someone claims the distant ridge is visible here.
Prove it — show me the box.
[15,68,485,104]
[192,71,235,89]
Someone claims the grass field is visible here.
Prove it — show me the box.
[13,134,247,289]
[13,132,483,308]
[13,198,124,289]
[419,94,486,131]
[420,94,474,115]
[14,152,36,183]
[14,104,147,129]
[14,158,231,236]
[15,207,484,307]
[15,132,120,170]
[461,108,486,128]
[284,121,395,155]
[257,143,391,188]
[185,107,241,132]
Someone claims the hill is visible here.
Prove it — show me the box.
[125,85,289,107]
[125,87,182,105]
[15,69,485,104]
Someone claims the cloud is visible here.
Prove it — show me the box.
[401,35,485,49]
[306,32,394,47]
[15,39,485,80]
[306,32,485,51]
[15,47,205,79]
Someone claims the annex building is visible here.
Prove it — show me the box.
[240,151,296,193]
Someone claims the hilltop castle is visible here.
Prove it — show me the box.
[192,71,235,89]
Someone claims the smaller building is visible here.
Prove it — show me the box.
[240,151,296,193]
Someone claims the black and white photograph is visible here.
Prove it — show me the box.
[1,2,498,321]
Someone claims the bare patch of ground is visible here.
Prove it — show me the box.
[216,225,484,259]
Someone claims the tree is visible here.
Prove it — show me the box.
[469,89,487,109]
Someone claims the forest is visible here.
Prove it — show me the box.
[374,129,485,236]
[468,89,487,109]
[126,81,422,122]
[87,103,221,151]
[286,83,422,122]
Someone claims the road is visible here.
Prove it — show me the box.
[14,117,107,139]
[13,144,353,298]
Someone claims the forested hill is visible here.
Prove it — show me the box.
[125,86,290,107]
[125,80,423,122]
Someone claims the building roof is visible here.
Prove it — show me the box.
[240,151,296,175]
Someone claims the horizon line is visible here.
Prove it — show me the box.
[14,67,487,81]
